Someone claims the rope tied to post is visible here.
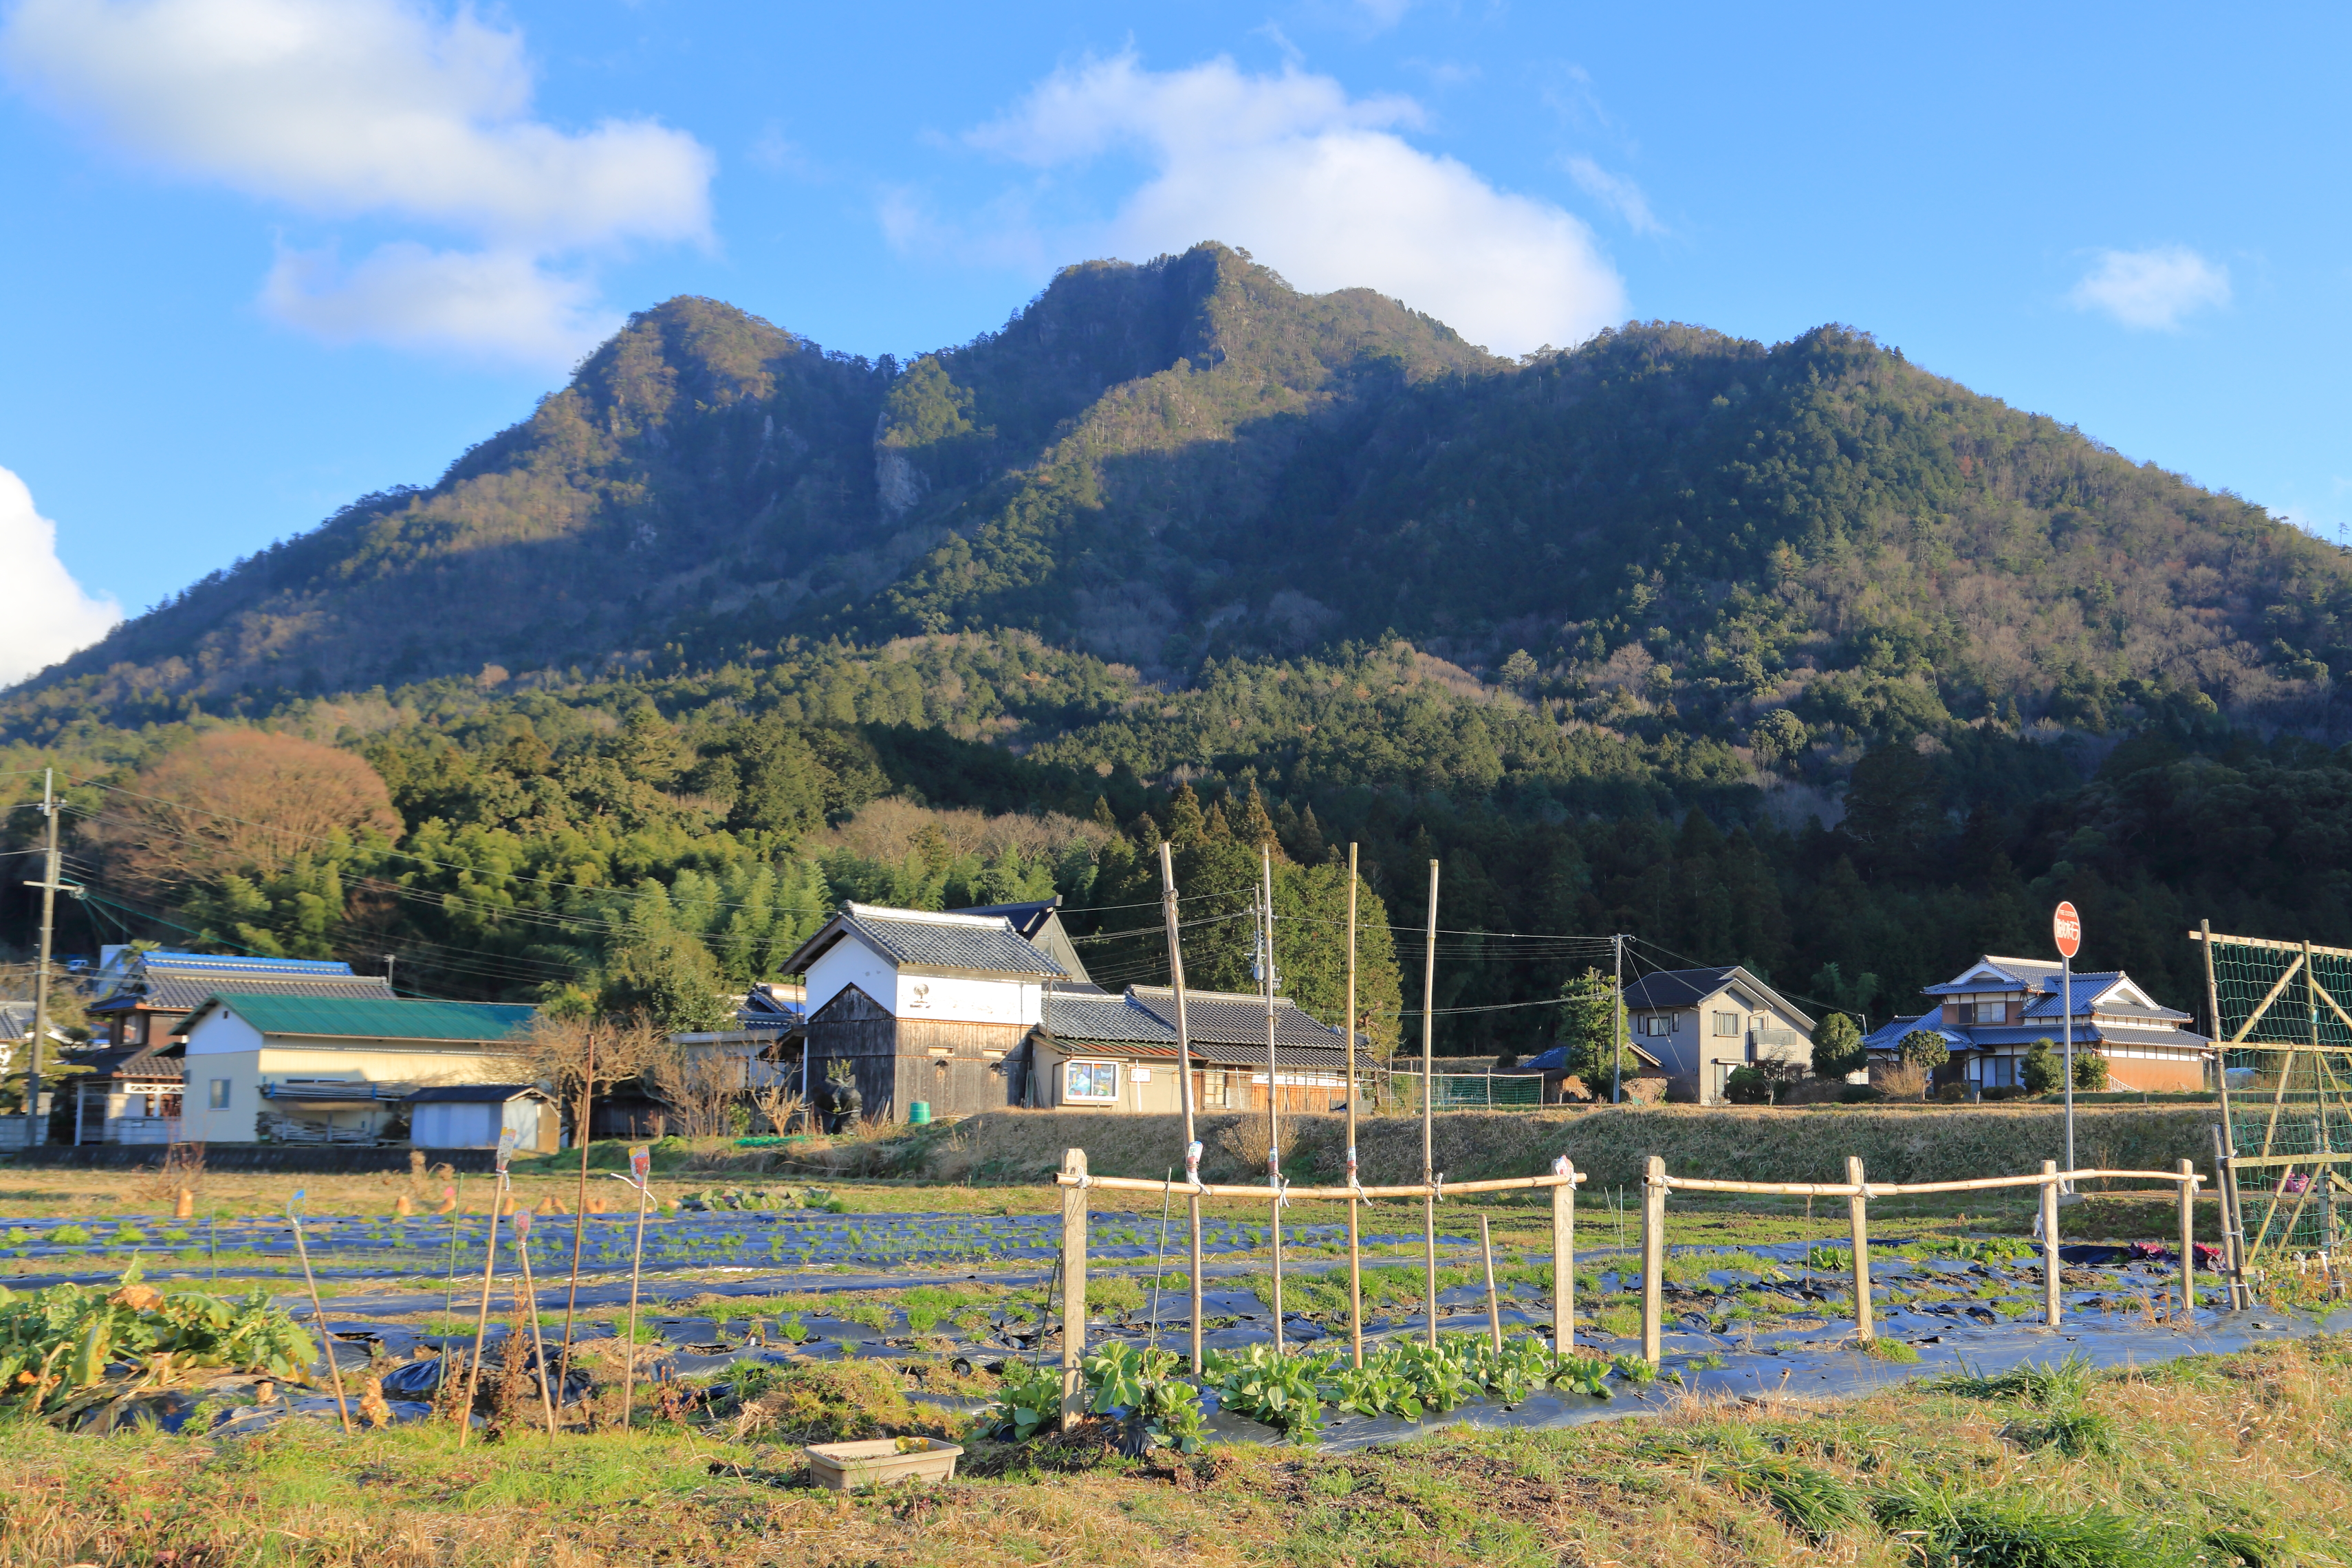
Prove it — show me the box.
[1433,1173,1446,1203]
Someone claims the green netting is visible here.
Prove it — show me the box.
[2209,935,2352,1260]
[1393,1073,1547,1111]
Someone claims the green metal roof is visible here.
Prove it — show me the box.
[187,992,538,1043]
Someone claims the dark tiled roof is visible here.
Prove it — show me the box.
[58,1045,183,1082]
[100,974,397,1015]
[1126,986,1358,1048]
[786,904,1067,978]
[952,899,1061,940]
[1622,966,1815,1030]
[1043,993,1176,1044]
[1111,1039,1351,1070]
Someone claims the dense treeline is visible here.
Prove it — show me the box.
[8,626,2351,1054]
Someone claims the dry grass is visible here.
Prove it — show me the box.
[902,1104,2225,1193]
[0,1333,2340,1566]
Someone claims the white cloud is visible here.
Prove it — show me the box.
[1563,156,1662,236]
[0,467,121,689]
[961,54,1626,357]
[2067,246,2231,331]
[2,0,714,367]
[262,241,616,364]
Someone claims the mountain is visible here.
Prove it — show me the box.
[13,242,2348,748]
[9,244,2352,1050]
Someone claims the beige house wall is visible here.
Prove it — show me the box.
[181,1036,530,1144]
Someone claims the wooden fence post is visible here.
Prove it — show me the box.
[1640,1155,1664,1365]
[2040,1159,2062,1328]
[2178,1159,2198,1320]
[1060,1148,1088,1432]
[1847,1156,1873,1342]
[1551,1157,1575,1358]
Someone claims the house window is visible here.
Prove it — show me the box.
[122,1016,144,1046]
[1712,1011,1740,1037]
[1642,1016,1672,1037]
[1064,1061,1118,1102]
[208,1079,230,1110]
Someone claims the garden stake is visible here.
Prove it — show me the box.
[1479,1214,1502,1351]
[459,1140,516,1446]
[557,1033,596,1403]
[208,1215,216,1286]
[511,1211,557,1435]
[1157,840,1205,1375]
[1259,847,1285,1353]
[2040,1159,2062,1327]
[1550,1156,1575,1358]
[1640,1156,1664,1365]
[1059,1146,1089,1432]
[1147,1166,1172,1353]
[1847,1155,1873,1342]
[2179,1158,2199,1321]
[1344,841,1364,1369]
[620,1143,652,1428]
[286,1190,352,1434]
[1421,857,1440,1349]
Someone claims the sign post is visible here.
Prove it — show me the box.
[2053,902,2081,1190]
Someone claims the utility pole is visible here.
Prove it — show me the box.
[23,769,76,1147]
[382,953,398,994]
[1611,934,1626,1105]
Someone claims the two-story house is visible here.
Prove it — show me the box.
[1620,966,1816,1104]
[1862,955,2210,1091]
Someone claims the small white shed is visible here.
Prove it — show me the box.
[406,1084,558,1153]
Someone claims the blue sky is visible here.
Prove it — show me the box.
[1,0,2346,685]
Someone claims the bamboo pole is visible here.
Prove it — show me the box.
[620,1144,651,1429]
[1551,1156,1575,1357]
[2213,1124,2251,1309]
[556,1035,595,1403]
[1344,842,1364,1371]
[1479,1215,1503,1351]
[1422,858,1440,1349]
[511,1212,557,1436]
[286,1193,352,1434]
[1260,847,1284,1354]
[2040,1159,2062,1327]
[2177,1158,2199,1321]
[1846,1156,1873,1342]
[1640,1155,1664,1365]
[1059,1147,1089,1432]
[1157,840,1204,1375]
[457,1160,510,1446]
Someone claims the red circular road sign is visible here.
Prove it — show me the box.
[2052,901,2082,959]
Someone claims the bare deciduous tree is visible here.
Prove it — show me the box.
[519,1013,667,1147]
[83,730,402,890]
[646,1045,744,1139]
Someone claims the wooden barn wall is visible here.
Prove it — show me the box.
[807,989,1024,1120]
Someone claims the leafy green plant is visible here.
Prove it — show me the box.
[1080,1342,1205,1453]
[1929,1351,2095,1406]
[985,1362,1066,1444]
[1202,1344,1326,1444]
[0,1265,316,1416]
[48,1226,89,1247]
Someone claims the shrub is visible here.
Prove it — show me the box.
[1837,1084,1885,1104]
[1811,1014,1867,1080]
[2073,1054,2109,1091]
[1723,1066,1774,1104]
[2023,1039,2062,1093]
[1898,1030,1950,1071]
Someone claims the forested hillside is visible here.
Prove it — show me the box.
[6,243,2352,1052]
